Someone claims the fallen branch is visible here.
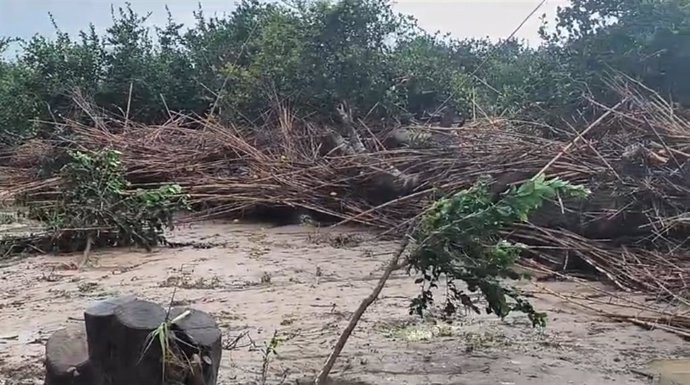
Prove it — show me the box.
[314,237,409,384]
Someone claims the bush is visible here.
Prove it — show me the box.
[316,175,591,383]
[409,175,590,326]
[541,0,690,108]
[30,149,188,252]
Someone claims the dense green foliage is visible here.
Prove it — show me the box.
[543,0,690,106]
[30,149,188,252]
[1,0,689,143]
[409,175,590,326]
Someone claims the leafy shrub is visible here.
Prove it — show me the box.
[408,175,590,326]
[391,34,473,118]
[31,149,188,251]
[541,0,690,108]
[316,175,591,383]
[20,22,103,119]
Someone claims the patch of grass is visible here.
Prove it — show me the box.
[160,275,224,290]
[378,321,461,342]
[77,281,100,293]
[249,245,270,259]
[307,232,364,248]
[460,329,509,353]
[248,232,267,244]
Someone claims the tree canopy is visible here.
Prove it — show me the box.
[1,0,689,144]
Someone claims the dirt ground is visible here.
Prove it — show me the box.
[0,221,686,385]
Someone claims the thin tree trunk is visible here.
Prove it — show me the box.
[315,238,409,385]
[78,234,94,270]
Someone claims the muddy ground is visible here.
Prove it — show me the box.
[0,221,686,384]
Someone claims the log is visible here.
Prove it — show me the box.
[44,325,98,385]
[336,102,365,154]
[168,307,223,385]
[84,295,137,383]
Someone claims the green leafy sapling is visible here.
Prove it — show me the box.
[408,174,590,327]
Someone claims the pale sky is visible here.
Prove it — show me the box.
[0,0,567,50]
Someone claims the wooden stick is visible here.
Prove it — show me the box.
[124,81,133,129]
[314,238,409,385]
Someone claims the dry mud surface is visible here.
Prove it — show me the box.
[0,221,686,384]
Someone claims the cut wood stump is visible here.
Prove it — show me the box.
[44,325,97,385]
[110,299,168,385]
[169,307,223,385]
[84,294,137,383]
[45,295,223,385]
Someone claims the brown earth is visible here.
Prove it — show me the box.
[0,221,686,385]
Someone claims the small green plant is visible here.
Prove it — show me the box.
[0,212,15,225]
[408,175,590,326]
[260,330,284,385]
[29,149,188,256]
[141,310,193,382]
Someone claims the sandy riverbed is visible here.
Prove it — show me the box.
[0,221,685,384]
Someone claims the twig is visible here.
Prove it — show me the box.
[260,330,279,385]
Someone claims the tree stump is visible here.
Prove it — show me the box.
[44,325,98,385]
[84,295,137,384]
[169,307,223,385]
[45,296,223,385]
[109,299,168,385]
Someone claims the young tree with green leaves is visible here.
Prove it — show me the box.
[315,175,590,384]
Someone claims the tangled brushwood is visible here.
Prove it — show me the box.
[0,79,688,295]
[5,149,188,257]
